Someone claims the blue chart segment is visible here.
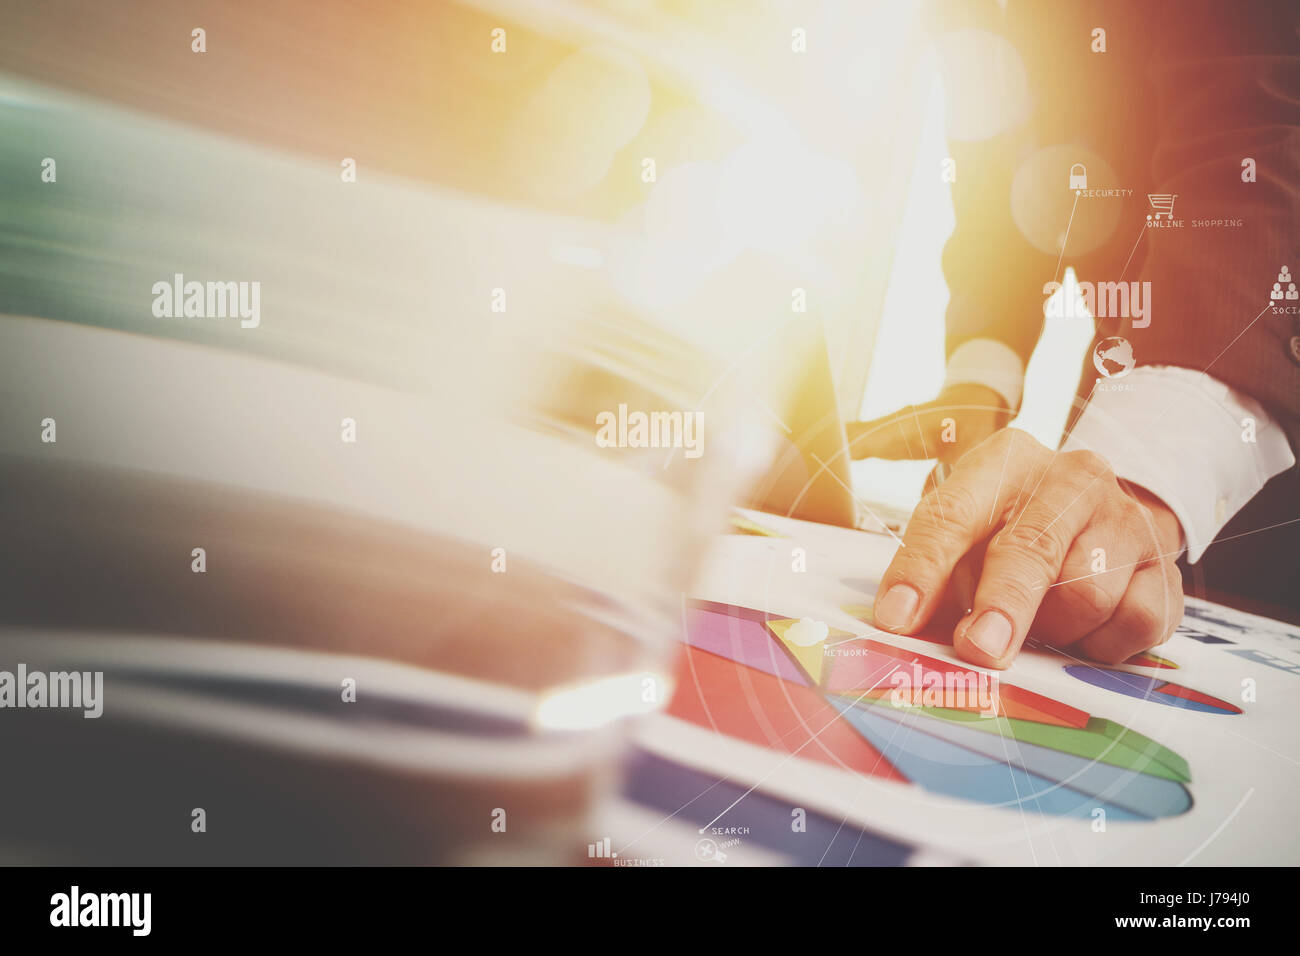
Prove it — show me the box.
[1064,666,1243,715]
[834,699,1191,820]
[835,700,1154,820]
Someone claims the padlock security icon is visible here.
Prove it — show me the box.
[1069,163,1087,190]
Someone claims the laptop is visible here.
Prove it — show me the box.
[744,318,908,535]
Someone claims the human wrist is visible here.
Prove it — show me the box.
[1124,483,1186,559]
[943,338,1025,412]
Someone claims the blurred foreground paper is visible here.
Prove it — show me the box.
[0,75,786,863]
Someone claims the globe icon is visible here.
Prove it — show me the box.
[1093,336,1135,379]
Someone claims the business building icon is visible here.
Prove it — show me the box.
[587,837,616,859]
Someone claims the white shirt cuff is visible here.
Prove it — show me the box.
[1061,366,1295,563]
[943,338,1025,412]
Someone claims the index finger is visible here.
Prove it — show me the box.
[872,429,1041,635]
[953,450,1119,668]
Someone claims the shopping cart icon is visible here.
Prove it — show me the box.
[1146,194,1178,221]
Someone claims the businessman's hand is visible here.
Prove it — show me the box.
[872,429,1185,668]
[846,384,1011,466]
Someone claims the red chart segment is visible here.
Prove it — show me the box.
[824,638,1089,728]
[668,644,906,781]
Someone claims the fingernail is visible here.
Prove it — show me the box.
[875,584,920,630]
[967,610,1014,658]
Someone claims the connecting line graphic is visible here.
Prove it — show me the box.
[988,687,1048,867]
[629,295,1282,859]
[907,406,946,529]
[1117,222,1147,281]
[987,426,1019,525]
[1222,729,1300,768]
[822,675,1050,868]
[1189,300,1275,382]
[692,662,904,834]
[1007,636,1201,856]
[753,396,792,435]
[825,629,885,648]
[1177,788,1254,867]
[813,659,946,867]
[1001,189,1137,540]
[1006,297,1276,565]
[1024,470,1100,548]
[610,597,901,856]
[1040,517,1300,590]
[660,315,801,471]
[809,452,906,547]
[1050,299,1277,539]
[1004,380,1101,538]
[1052,191,1081,285]
[817,699,922,866]
[1106,297,1272,453]
[1016,641,1192,842]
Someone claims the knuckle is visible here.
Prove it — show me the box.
[893,526,952,585]
[1064,448,1113,482]
[1126,576,1185,642]
[982,572,1042,617]
[987,426,1015,450]
[931,481,982,530]
[906,497,948,540]
[964,426,1013,466]
[990,524,1070,576]
[1022,432,1052,462]
[1125,603,1163,641]
[1055,578,1119,621]
[1119,495,1148,525]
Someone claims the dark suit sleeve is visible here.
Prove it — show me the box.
[930,0,1300,449]
[926,0,1054,374]
[1132,0,1300,449]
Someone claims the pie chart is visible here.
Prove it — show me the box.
[671,600,1194,820]
[1125,650,1178,669]
[1063,666,1242,715]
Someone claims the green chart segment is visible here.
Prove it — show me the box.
[849,697,1190,783]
